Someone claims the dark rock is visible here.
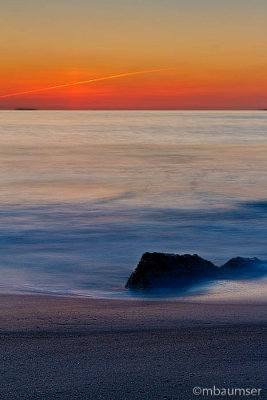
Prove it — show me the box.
[125,252,266,289]
[220,256,261,270]
[219,257,263,278]
[125,252,217,289]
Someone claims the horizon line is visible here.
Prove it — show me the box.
[0,108,265,111]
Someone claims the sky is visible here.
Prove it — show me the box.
[1,0,267,109]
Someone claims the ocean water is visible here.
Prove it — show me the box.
[0,110,266,302]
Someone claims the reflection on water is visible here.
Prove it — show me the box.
[0,111,267,301]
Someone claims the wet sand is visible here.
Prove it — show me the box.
[0,294,266,399]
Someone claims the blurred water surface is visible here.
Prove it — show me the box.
[0,110,266,301]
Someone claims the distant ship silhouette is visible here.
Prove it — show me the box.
[15,108,37,110]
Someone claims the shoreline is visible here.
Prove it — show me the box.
[1,293,266,334]
[1,281,267,306]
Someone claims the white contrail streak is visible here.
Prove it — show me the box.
[0,68,168,99]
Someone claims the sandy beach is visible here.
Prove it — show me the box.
[0,294,266,399]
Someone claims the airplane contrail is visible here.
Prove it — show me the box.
[0,68,168,99]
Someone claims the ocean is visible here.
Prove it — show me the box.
[0,110,266,301]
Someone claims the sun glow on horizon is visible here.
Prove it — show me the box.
[1,0,267,109]
[0,68,169,99]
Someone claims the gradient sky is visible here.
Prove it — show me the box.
[1,0,267,109]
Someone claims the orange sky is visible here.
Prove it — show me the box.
[1,0,267,109]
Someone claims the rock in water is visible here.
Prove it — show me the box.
[125,253,266,289]
[125,252,217,289]
[219,257,263,278]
